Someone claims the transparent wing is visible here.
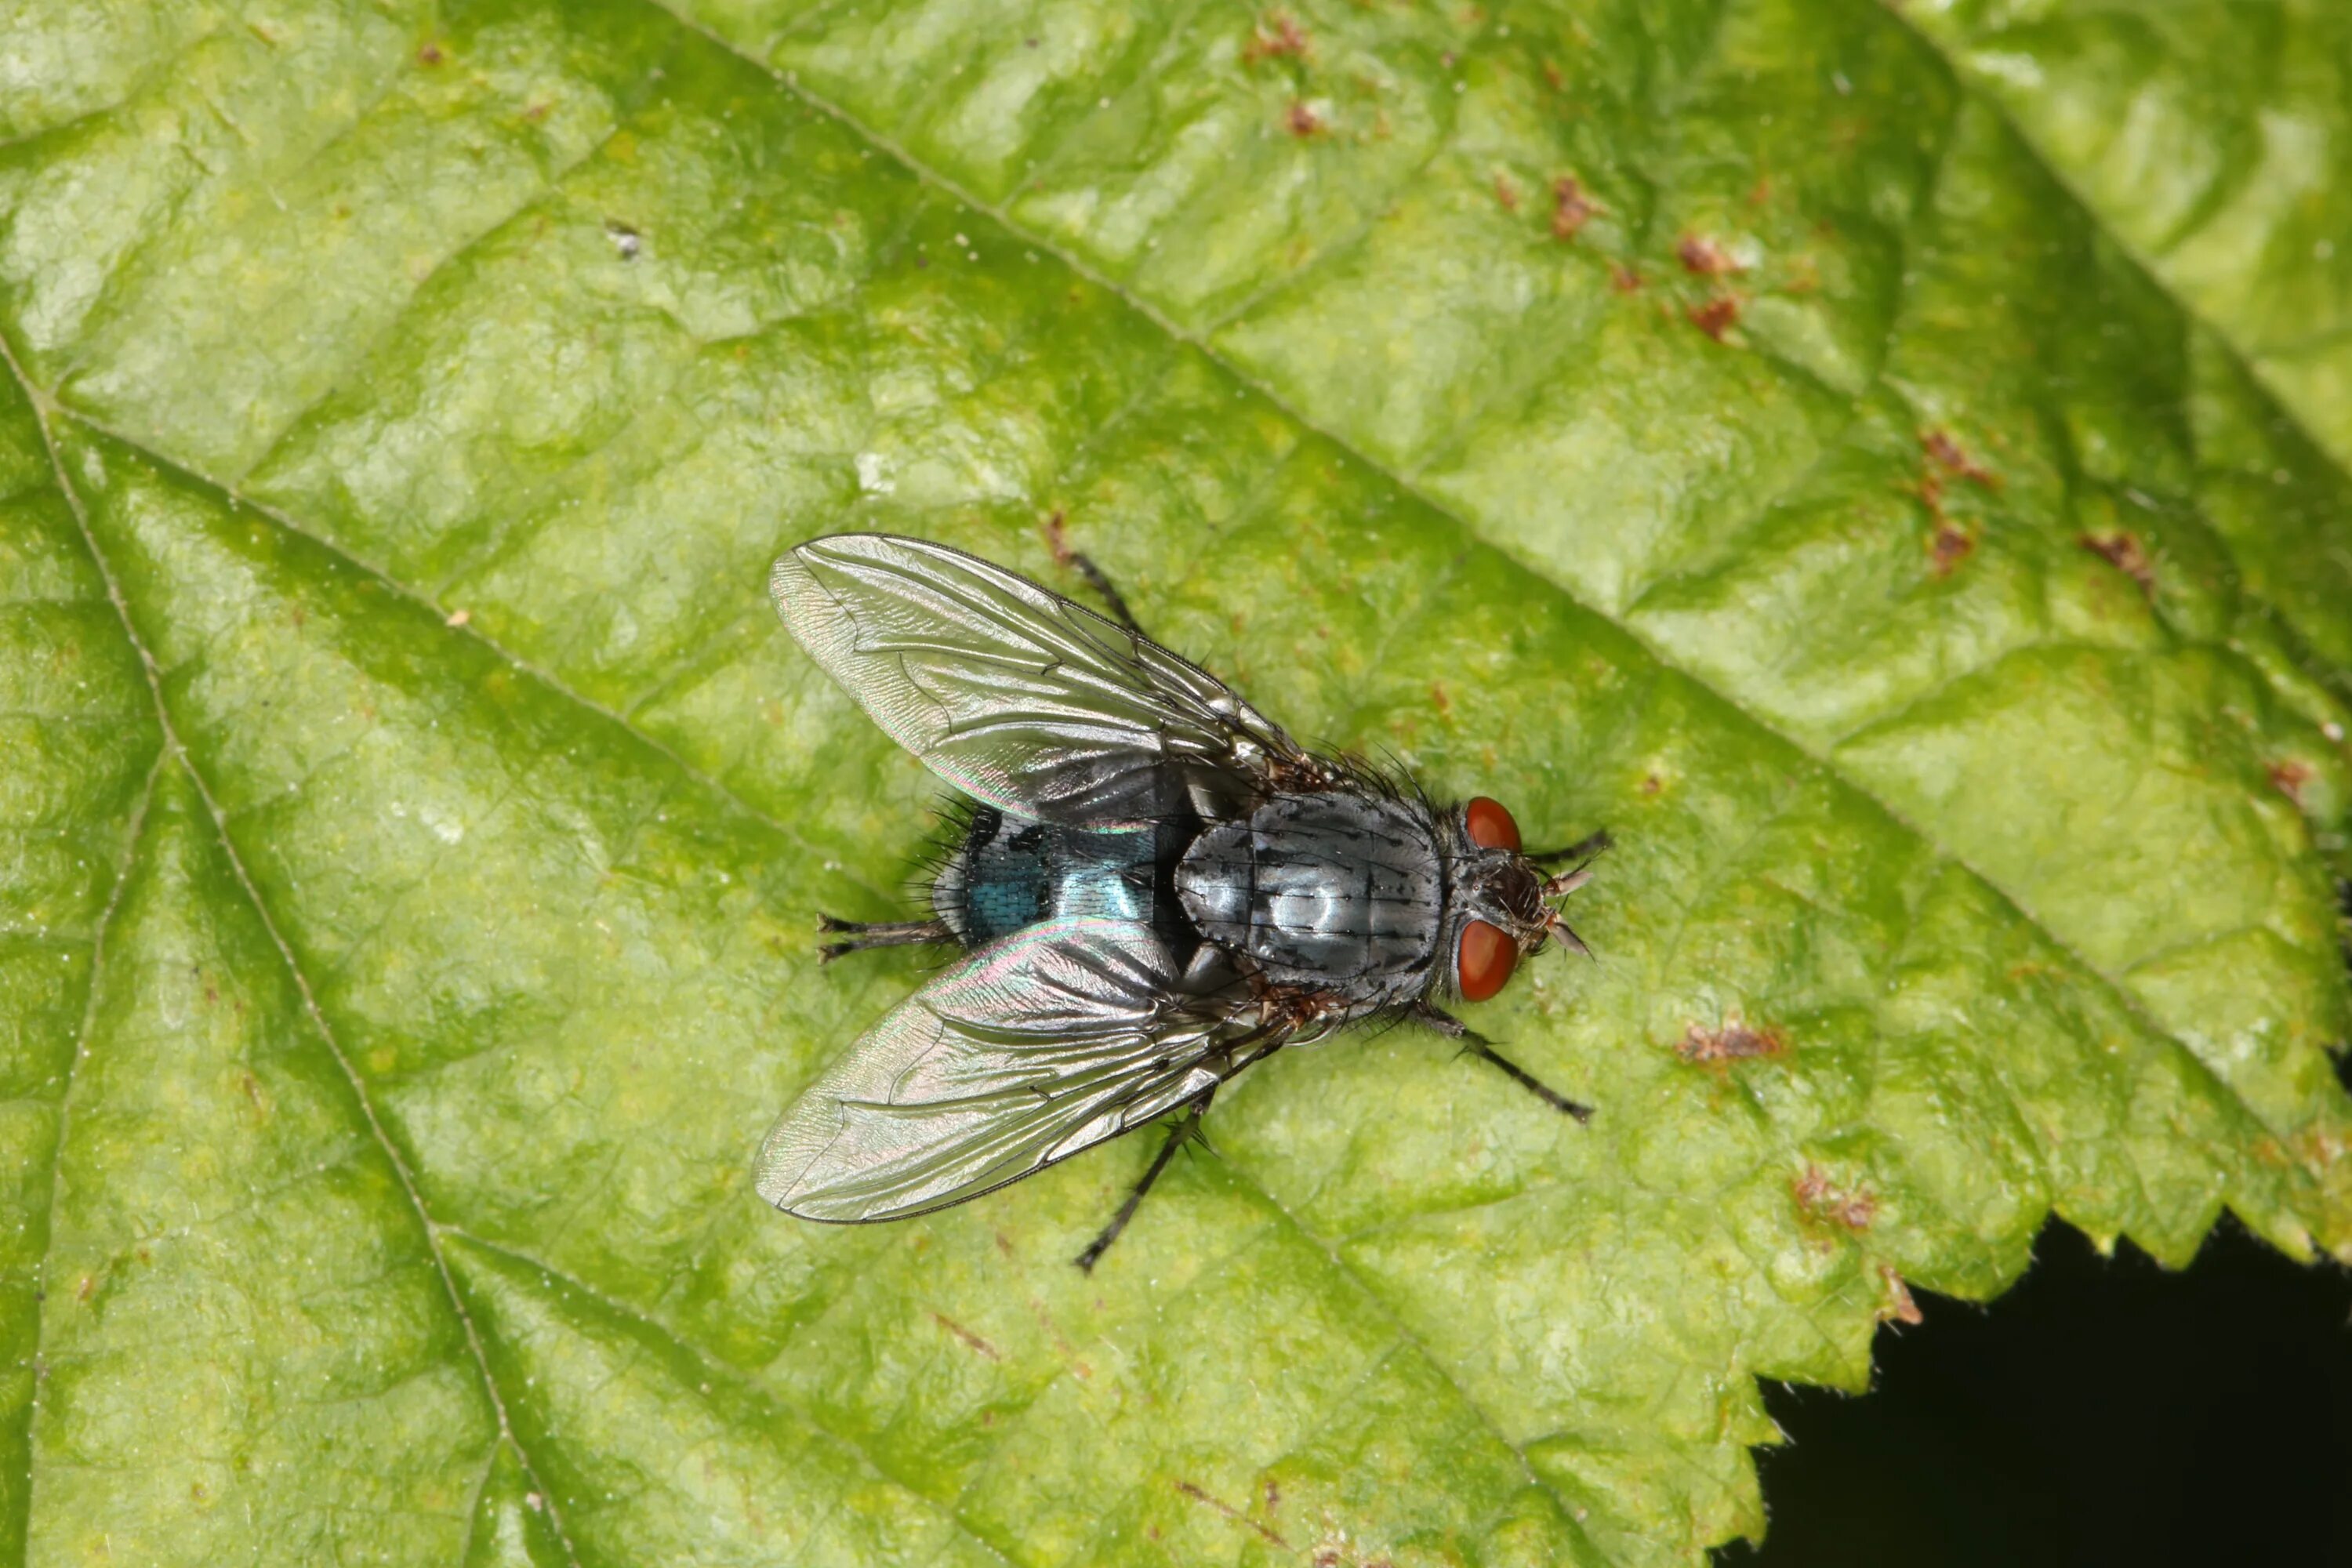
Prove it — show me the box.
[771,532,1301,827]
[757,919,1259,1223]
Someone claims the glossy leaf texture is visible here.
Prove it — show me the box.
[2,1,2349,1563]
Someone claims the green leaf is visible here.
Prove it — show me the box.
[1,0,2347,1563]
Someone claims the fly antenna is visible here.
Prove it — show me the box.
[1546,912,1594,960]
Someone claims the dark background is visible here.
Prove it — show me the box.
[1730,1035,2352,1566]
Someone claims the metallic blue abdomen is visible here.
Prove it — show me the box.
[935,806,1168,946]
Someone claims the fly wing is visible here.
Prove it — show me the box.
[757,918,1253,1222]
[771,532,1300,826]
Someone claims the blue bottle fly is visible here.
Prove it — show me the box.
[757,533,1609,1269]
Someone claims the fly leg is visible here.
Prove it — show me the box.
[1075,1087,1215,1273]
[1413,1004,1593,1123]
[1527,828,1613,869]
[816,915,956,963]
[1044,513,1144,637]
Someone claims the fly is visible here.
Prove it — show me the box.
[757,532,1610,1269]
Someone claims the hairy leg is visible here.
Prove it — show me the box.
[1413,1003,1594,1122]
[816,914,956,963]
[1527,828,1613,869]
[1075,1088,1215,1272]
[1044,513,1144,636]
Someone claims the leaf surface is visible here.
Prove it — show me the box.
[1,1,2347,1563]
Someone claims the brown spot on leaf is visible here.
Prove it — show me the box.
[1880,1265,1924,1324]
[1286,100,1323,137]
[1174,1481,1290,1548]
[1677,234,1742,276]
[1243,13,1310,63]
[1687,295,1740,340]
[2267,759,2314,807]
[1552,176,1598,240]
[931,1312,1002,1361]
[2079,531,2155,593]
[1494,173,1520,212]
[1920,428,1998,489]
[1678,1022,1784,1064]
[1930,520,1975,575]
[1794,1164,1878,1231]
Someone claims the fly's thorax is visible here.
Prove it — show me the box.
[1174,788,1444,1013]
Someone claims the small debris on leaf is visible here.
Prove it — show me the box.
[1243,12,1310,63]
[1677,1021,1784,1064]
[1552,176,1598,240]
[2079,531,2155,593]
[1677,234,1742,276]
[1920,427,1999,488]
[1880,1265,1924,1324]
[1794,1164,1878,1231]
[1687,294,1739,340]
[2267,759,2314,807]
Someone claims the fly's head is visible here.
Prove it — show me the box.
[1440,797,1607,1004]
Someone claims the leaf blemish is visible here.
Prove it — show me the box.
[931,1311,1002,1360]
[1244,13,1311,63]
[1915,472,1975,575]
[1687,295,1740,341]
[1920,427,1999,489]
[1930,519,1974,575]
[1678,1021,1784,1065]
[1794,1164,1878,1230]
[2079,531,2155,594]
[1174,1480,1290,1548]
[1552,176,1597,240]
[2267,759,2314,807]
[1676,234,1742,276]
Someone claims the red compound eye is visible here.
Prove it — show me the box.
[1465,796,1520,851]
[1457,919,1519,1002]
